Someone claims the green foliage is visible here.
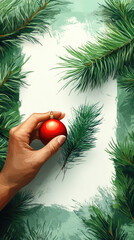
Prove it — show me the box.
[24,220,57,240]
[83,206,127,240]
[123,223,134,240]
[128,131,134,142]
[0,192,40,238]
[101,0,134,27]
[117,67,134,94]
[76,188,130,240]
[0,108,24,140]
[107,138,134,220]
[0,0,22,18]
[0,136,8,171]
[59,0,134,93]
[59,103,102,173]
[106,138,134,175]
[0,48,29,112]
[113,173,134,221]
[0,0,66,53]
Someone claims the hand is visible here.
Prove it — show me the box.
[0,111,66,210]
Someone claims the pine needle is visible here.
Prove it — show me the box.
[58,103,102,173]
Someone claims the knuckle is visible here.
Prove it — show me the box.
[32,113,37,117]
[9,127,16,136]
[31,113,38,121]
[9,128,20,140]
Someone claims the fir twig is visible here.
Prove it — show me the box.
[113,173,134,222]
[106,138,134,174]
[25,220,58,240]
[0,107,24,140]
[58,0,134,93]
[107,137,134,221]
[83,206,127,240]
[0,192,40,238]
[0,48,29,112]
[0,0,48,38]
[117,67,134,94]
[100,0,134,26]
[58,103,102,173]
[0,0,66,53]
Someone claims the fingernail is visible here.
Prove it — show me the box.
[58,135,66,145]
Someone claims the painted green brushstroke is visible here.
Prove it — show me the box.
[116,88,134,141]
[51,0,105,35]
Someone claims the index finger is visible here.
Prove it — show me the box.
[19,111,65,134]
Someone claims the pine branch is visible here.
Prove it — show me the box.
[58,0,134,93]
[107,137,134,220]
[100,0,134,26]
[25,220,58,240]
[83,206,127,240]
[113,172,134,221]
[106,138,134,174]
[59,103,102,172]
[77,188,130,240]
[0,0,66,53]
[0,48,29,112]
[0,192,40,238]
[0,108,24,140]
[117,66,134,94]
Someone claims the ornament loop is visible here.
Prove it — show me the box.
[50,111,54,119]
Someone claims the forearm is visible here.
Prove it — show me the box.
[0,173,19,211]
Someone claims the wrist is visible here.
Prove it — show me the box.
[0,172,20,211]
[0,172,20,194]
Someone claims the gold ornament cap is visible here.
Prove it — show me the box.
[50,111,54,119]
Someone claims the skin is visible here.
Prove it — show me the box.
[0,111,66,211]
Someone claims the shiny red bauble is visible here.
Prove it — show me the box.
[39,119,67,145]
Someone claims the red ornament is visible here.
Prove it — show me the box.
[39,114,67,145]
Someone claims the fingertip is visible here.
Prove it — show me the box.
[59,112,66,120]
[57,135,66,145]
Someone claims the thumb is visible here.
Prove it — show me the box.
[38,135,66,164]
